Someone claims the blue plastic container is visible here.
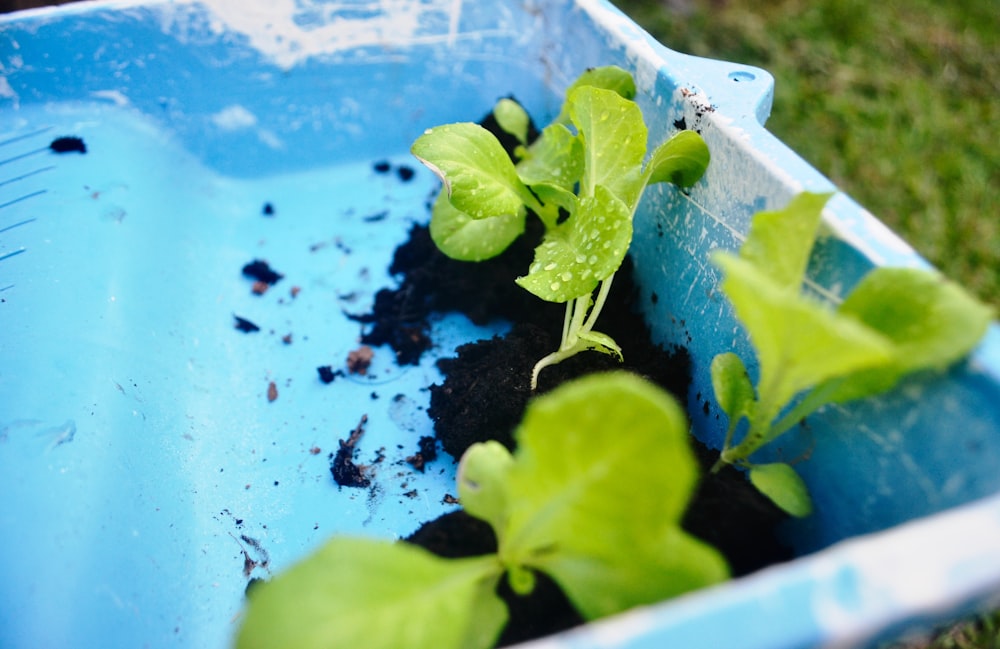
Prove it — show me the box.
[1,2,998,648]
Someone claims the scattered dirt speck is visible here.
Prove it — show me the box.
[50,136,86,154]
[396,165,415,182]
[242,259,284,285]
[317,366,343,384]
[231,532,270,579]
[346,345,375,375]
[405,436,438,472]
[330,415,371,488]
[233,315,260,333]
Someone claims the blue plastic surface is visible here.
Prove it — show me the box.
[1,2,998,648]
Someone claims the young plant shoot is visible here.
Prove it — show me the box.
[710,192,994,517]
[411,66,710,388]
[235,372,728,649]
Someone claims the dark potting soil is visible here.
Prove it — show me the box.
[428,254,690,459]
[348,219,559,365]
[405,510,584,646]
[365,220,791,645]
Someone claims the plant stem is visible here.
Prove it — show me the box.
[560,300,573,349]
[530,348,575,390]
[532,284,607,390]
[720,423,766,467]
[719,380,842,471]
[713,420,742,474]
[582,274,615,334]
[769,379,845,442]
[564,295,590,349]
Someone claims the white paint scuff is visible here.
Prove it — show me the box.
[210,104,257,130]
[0,76,18,107]
[154,0,464,69]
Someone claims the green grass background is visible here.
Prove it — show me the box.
[615,0,998,308]
[613,2,999,647]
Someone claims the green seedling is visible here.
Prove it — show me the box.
[411,66,710,389]
[235,372,728,649]
[710,192,994,517]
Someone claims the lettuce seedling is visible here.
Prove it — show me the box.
[235,372,728,649]
[710,192,994,517]
[411,66,710,388]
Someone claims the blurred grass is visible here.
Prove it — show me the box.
[613,2,999,647]
[885,609,1000,649]
[614,0,999,307]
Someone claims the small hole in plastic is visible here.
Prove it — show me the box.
[728,70,756,83]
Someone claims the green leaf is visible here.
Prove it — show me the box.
[739,192,833,290]
[710,352,755,423]
[528,182,579,230]
[411,122,532,220]
[645,129,710,188]
[749,463,813,517]
[554,66,637,124]
[569,86,648,208]
[713,253,895,415]
[841,266,993,370]
[820,266,994,403]
[568,66,637,100]
[516,123,584,191]
[540,527,729,620]
[429,191,526,261]
[506,564,536,596]
[457,441,514,536]
[498,372,729,620]
[515,184,632,302]
[493,98,531,145]
[236,538,506,649]
[577,330,623,360]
